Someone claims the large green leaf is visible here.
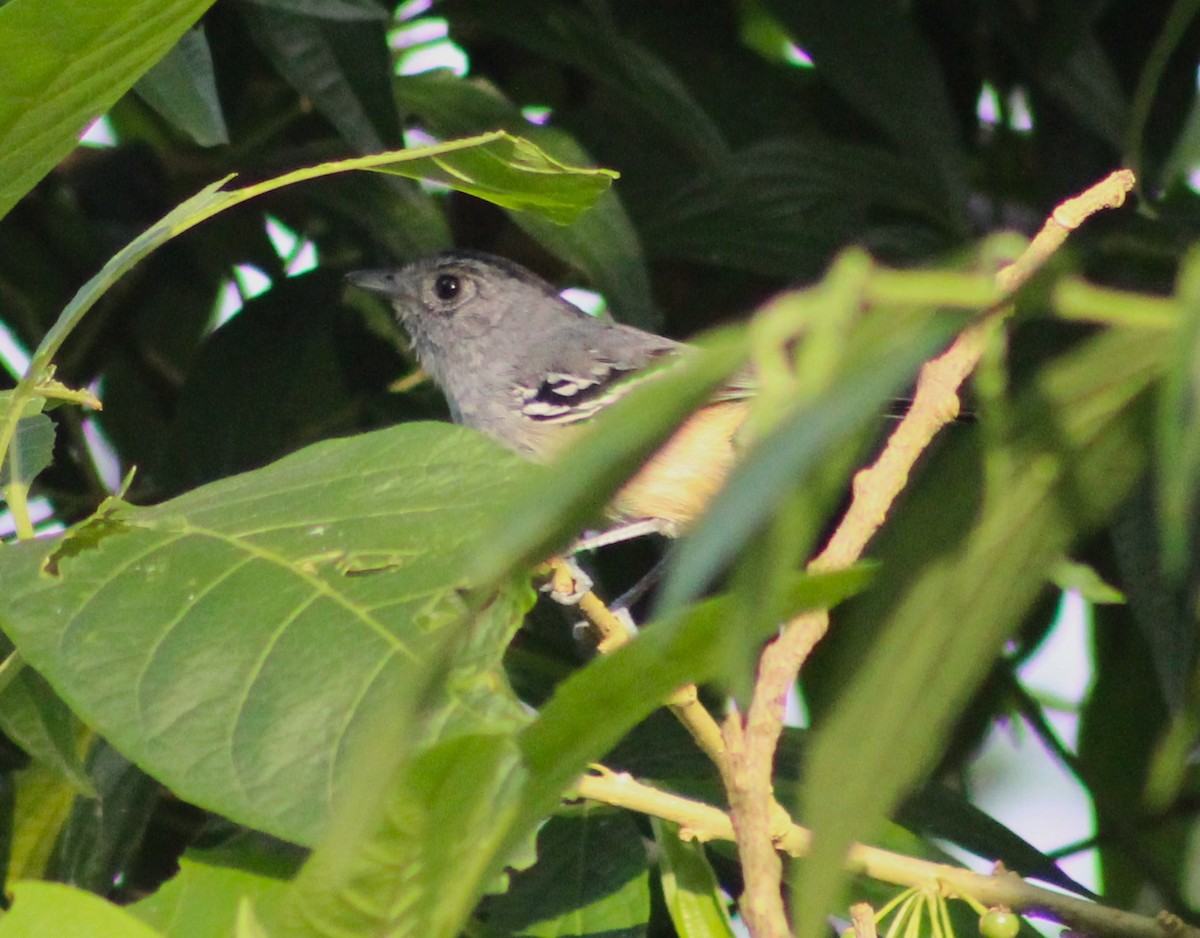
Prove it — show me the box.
[0,881,163,938]
[0,0,218,222]
[0,423,536,845]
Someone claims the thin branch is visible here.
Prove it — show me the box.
[577,769,1197,938]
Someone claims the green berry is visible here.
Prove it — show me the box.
[979,908,1020,938]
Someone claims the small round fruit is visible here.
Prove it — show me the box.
[979,908,1020,938]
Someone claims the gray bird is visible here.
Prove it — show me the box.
[348,250,747,534]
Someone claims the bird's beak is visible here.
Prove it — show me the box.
[345,269,402,297]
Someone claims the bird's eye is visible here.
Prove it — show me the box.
[434,273,461,301]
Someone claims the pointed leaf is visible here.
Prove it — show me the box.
[654,820,737,938]
[456,0,729,167]
[133,26,228,146]
[280,733,529,938]
[646,136,960,276]
[0,664,94,795]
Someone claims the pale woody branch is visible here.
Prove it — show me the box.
[578,769,1199,938]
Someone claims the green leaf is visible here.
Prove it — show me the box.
[1050,559,1125,605]
[133,26,229,147]
[1107,482,1194,709]
[896,781,1094,897]
[0,412,53,489]
[1084,601,1180,898]
[1043,35,1128,150]
[51,743,161,895]
[0,881,164,938]
[9,761,79,882]
[154,271,364,492]
[0,0,218,222]
[1159,89,1200,192]
[793,327,1169,938]
[278,732,529,938]
[481,806,650,937]
[370,135,616,225]
[0,663,94,795]
[1126,0,1200,187]
[1155,245,1200,577]
[654,819,737,938]
[0,423,535,845]
[130,857,290,938]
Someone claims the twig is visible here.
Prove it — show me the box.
[851,901,879,938]
[543,557,728,762]
[724,169,1137,936]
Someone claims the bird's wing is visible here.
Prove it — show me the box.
[514,322,682,427]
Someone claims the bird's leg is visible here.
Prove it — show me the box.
[609,555,668,615]
[571,518,673,551]
[538,554,594,604]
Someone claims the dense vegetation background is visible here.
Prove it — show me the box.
[0,0,1198,936]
